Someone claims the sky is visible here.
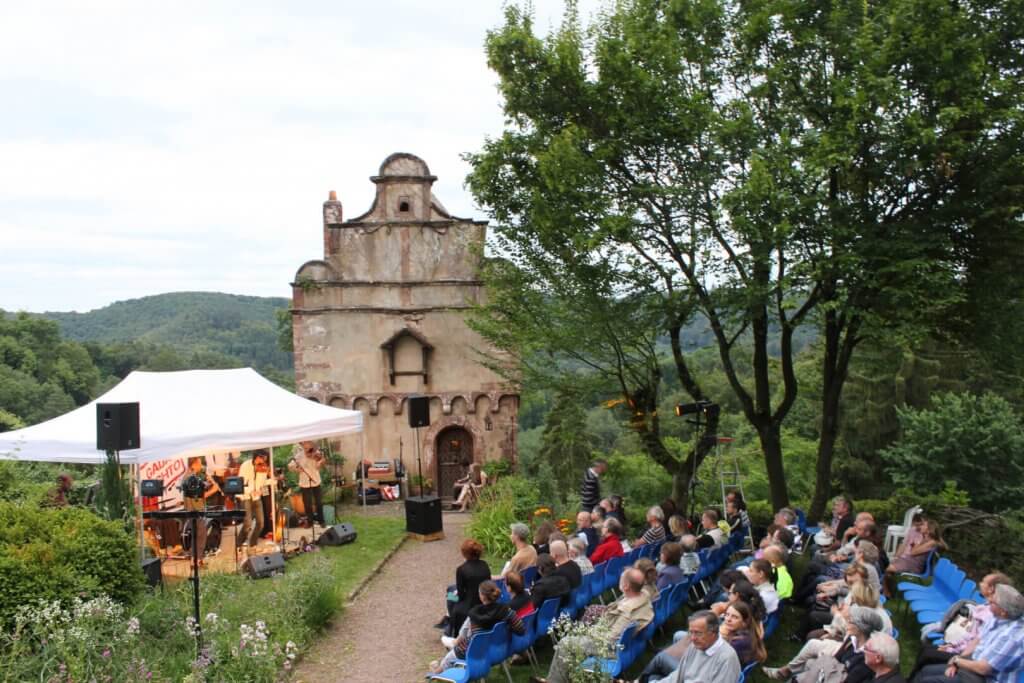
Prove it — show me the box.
[0,0,590,313]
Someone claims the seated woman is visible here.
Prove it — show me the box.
[532,520,556,557]
[452,463,487,512]
[634,506,667,546]
[809,582,892,641]
[666,514,687,543]
[883,517,944,597]
[634,600,766,683]
[436,539,491,637]
[763,605,885,682]
[743,559,781,615]
[799,563,871,638]
[710,578,767,621]
[634,558,660,600]
[504,570,535,618]
[568,537,594,575]
[590,517,626,565]
[431,580,526,674]
[656,542,685,591]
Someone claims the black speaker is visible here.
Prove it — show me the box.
[405,495,443,535]
[223,476,244,495]
[407,395,430,428]
[317,522,357,546]
[96,402,140,451]
[241,552,286,579]
[140,479,163,496]
[141,557,162,588]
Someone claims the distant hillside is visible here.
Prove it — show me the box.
[42,292,293,372]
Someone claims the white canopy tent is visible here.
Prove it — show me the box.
[0,368,362,464]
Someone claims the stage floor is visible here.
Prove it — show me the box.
[158,523,328,581]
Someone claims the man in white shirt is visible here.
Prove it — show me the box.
[237,450,270,548]
[289,441,326,527]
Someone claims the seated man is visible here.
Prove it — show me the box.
[531,553,572,608]
[774,507,803,553]
[550,540,583,590]
[500,522,539,578]
[915,584,1024,683]
[695,508,726,549]
[812,495,856,554]
[531,568,654,683]
[648,610,741,683]
[865,632,906,683]
[679,534,701,576]
[568,537,594,575]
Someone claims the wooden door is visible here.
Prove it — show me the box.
[435,427,473,499]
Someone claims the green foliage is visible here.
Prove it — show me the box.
[603,452,674,531]
[466,476,543,562]
[0,504,142,627]
[537,390,595,497]
[880,392,1024,512]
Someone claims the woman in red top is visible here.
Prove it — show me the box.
[590,517,626,565]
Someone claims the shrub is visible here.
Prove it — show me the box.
[466,475,543,563]
[0,504,142,626]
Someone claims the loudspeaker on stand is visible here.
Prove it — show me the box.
[407,395,430,429]
[96,402,141,451]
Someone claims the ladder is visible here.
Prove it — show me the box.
[714,436,755,553]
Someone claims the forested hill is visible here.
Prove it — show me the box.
[41,292,292,372]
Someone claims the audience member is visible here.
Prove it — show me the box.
[679,534,701,575]
[531,553,573,609]
[726,489,752,533]
[764,604,884,682]
[660,498,678,524]
[814,495,856,553]
[568,537,595,575]
[914,584,1024,683]
[505,570,535,617]
[531,568,654,683]
[575,510,600,556]
[774,507,804,553]
[591,517,626,564]
[696,508,726,549]
[865,632,906,683]
[634,558,660,600]
[764,545,793,600]
[635,506,667,546]
[550,539,582,590]
[501,522,538,578]
[656,542,685,591]
[431,580,526,673]
[648,611,741,683]
[533,520,556,556]
[437,538,490,637]
[743,558,781,615]
[591,505,606,526]
[608,495,627,527]
[667,514,688,543]
[884,519,945,597]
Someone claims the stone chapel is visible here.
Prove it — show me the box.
[290,153,518,499]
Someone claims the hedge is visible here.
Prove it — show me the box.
[0,503,142,626]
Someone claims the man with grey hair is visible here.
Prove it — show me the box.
[649,610,740,683]
[865,632,905,682]
[916,583,1024,683]
[530,567,653,683]
[500,522,538,578]
[635,505,667,546]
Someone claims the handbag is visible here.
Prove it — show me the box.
[795,655,846,683]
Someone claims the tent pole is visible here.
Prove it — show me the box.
[134,465,144,562]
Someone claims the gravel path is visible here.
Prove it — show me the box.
[293,511,472,683]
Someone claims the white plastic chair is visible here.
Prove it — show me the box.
[884,505,922,556]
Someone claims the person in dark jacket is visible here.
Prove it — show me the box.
[550,540,582,590]
[575,511,600,556]
[505,570,534,617]
[579,460,607,512]
[531,554,572,609]
[431,580,526,673]
[440,539,491,637]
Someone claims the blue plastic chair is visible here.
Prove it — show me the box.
[738,660,758,683]
[534,598,561,643]
[504,611,537,673]
[429,626,494,683]
[574,573,592,615]
[763,604,783,639]
[494,577,511,603]
[521,565,539,589]
[581,623,635,677]
[605,555,628,596]
[590,562,608,603]
[628,620,655,668]
[896,551,942,593]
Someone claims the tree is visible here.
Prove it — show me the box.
[538,389,596,498]
[469,0,1023,514]
[880,392,1024,513]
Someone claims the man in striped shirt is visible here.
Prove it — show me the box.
[579,459,607,512]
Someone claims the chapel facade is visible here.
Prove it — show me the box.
[290,153,518,499]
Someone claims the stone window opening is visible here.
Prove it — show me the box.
[380,328,433,385]
[398,198,411,213]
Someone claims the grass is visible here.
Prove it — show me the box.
[132,511,406,680]
[485,552,927,682]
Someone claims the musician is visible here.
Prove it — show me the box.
[289,441,326,527]
[238,450,270,549]
[180,456,220,563]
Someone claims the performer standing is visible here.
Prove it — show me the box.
[180,456,219,564]
[289,441,326,527]
[238,450,270,549]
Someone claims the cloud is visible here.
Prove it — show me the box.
[0,0,588,312]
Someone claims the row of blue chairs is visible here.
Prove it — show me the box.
[429,530,751,682]
[896,555,982,626]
